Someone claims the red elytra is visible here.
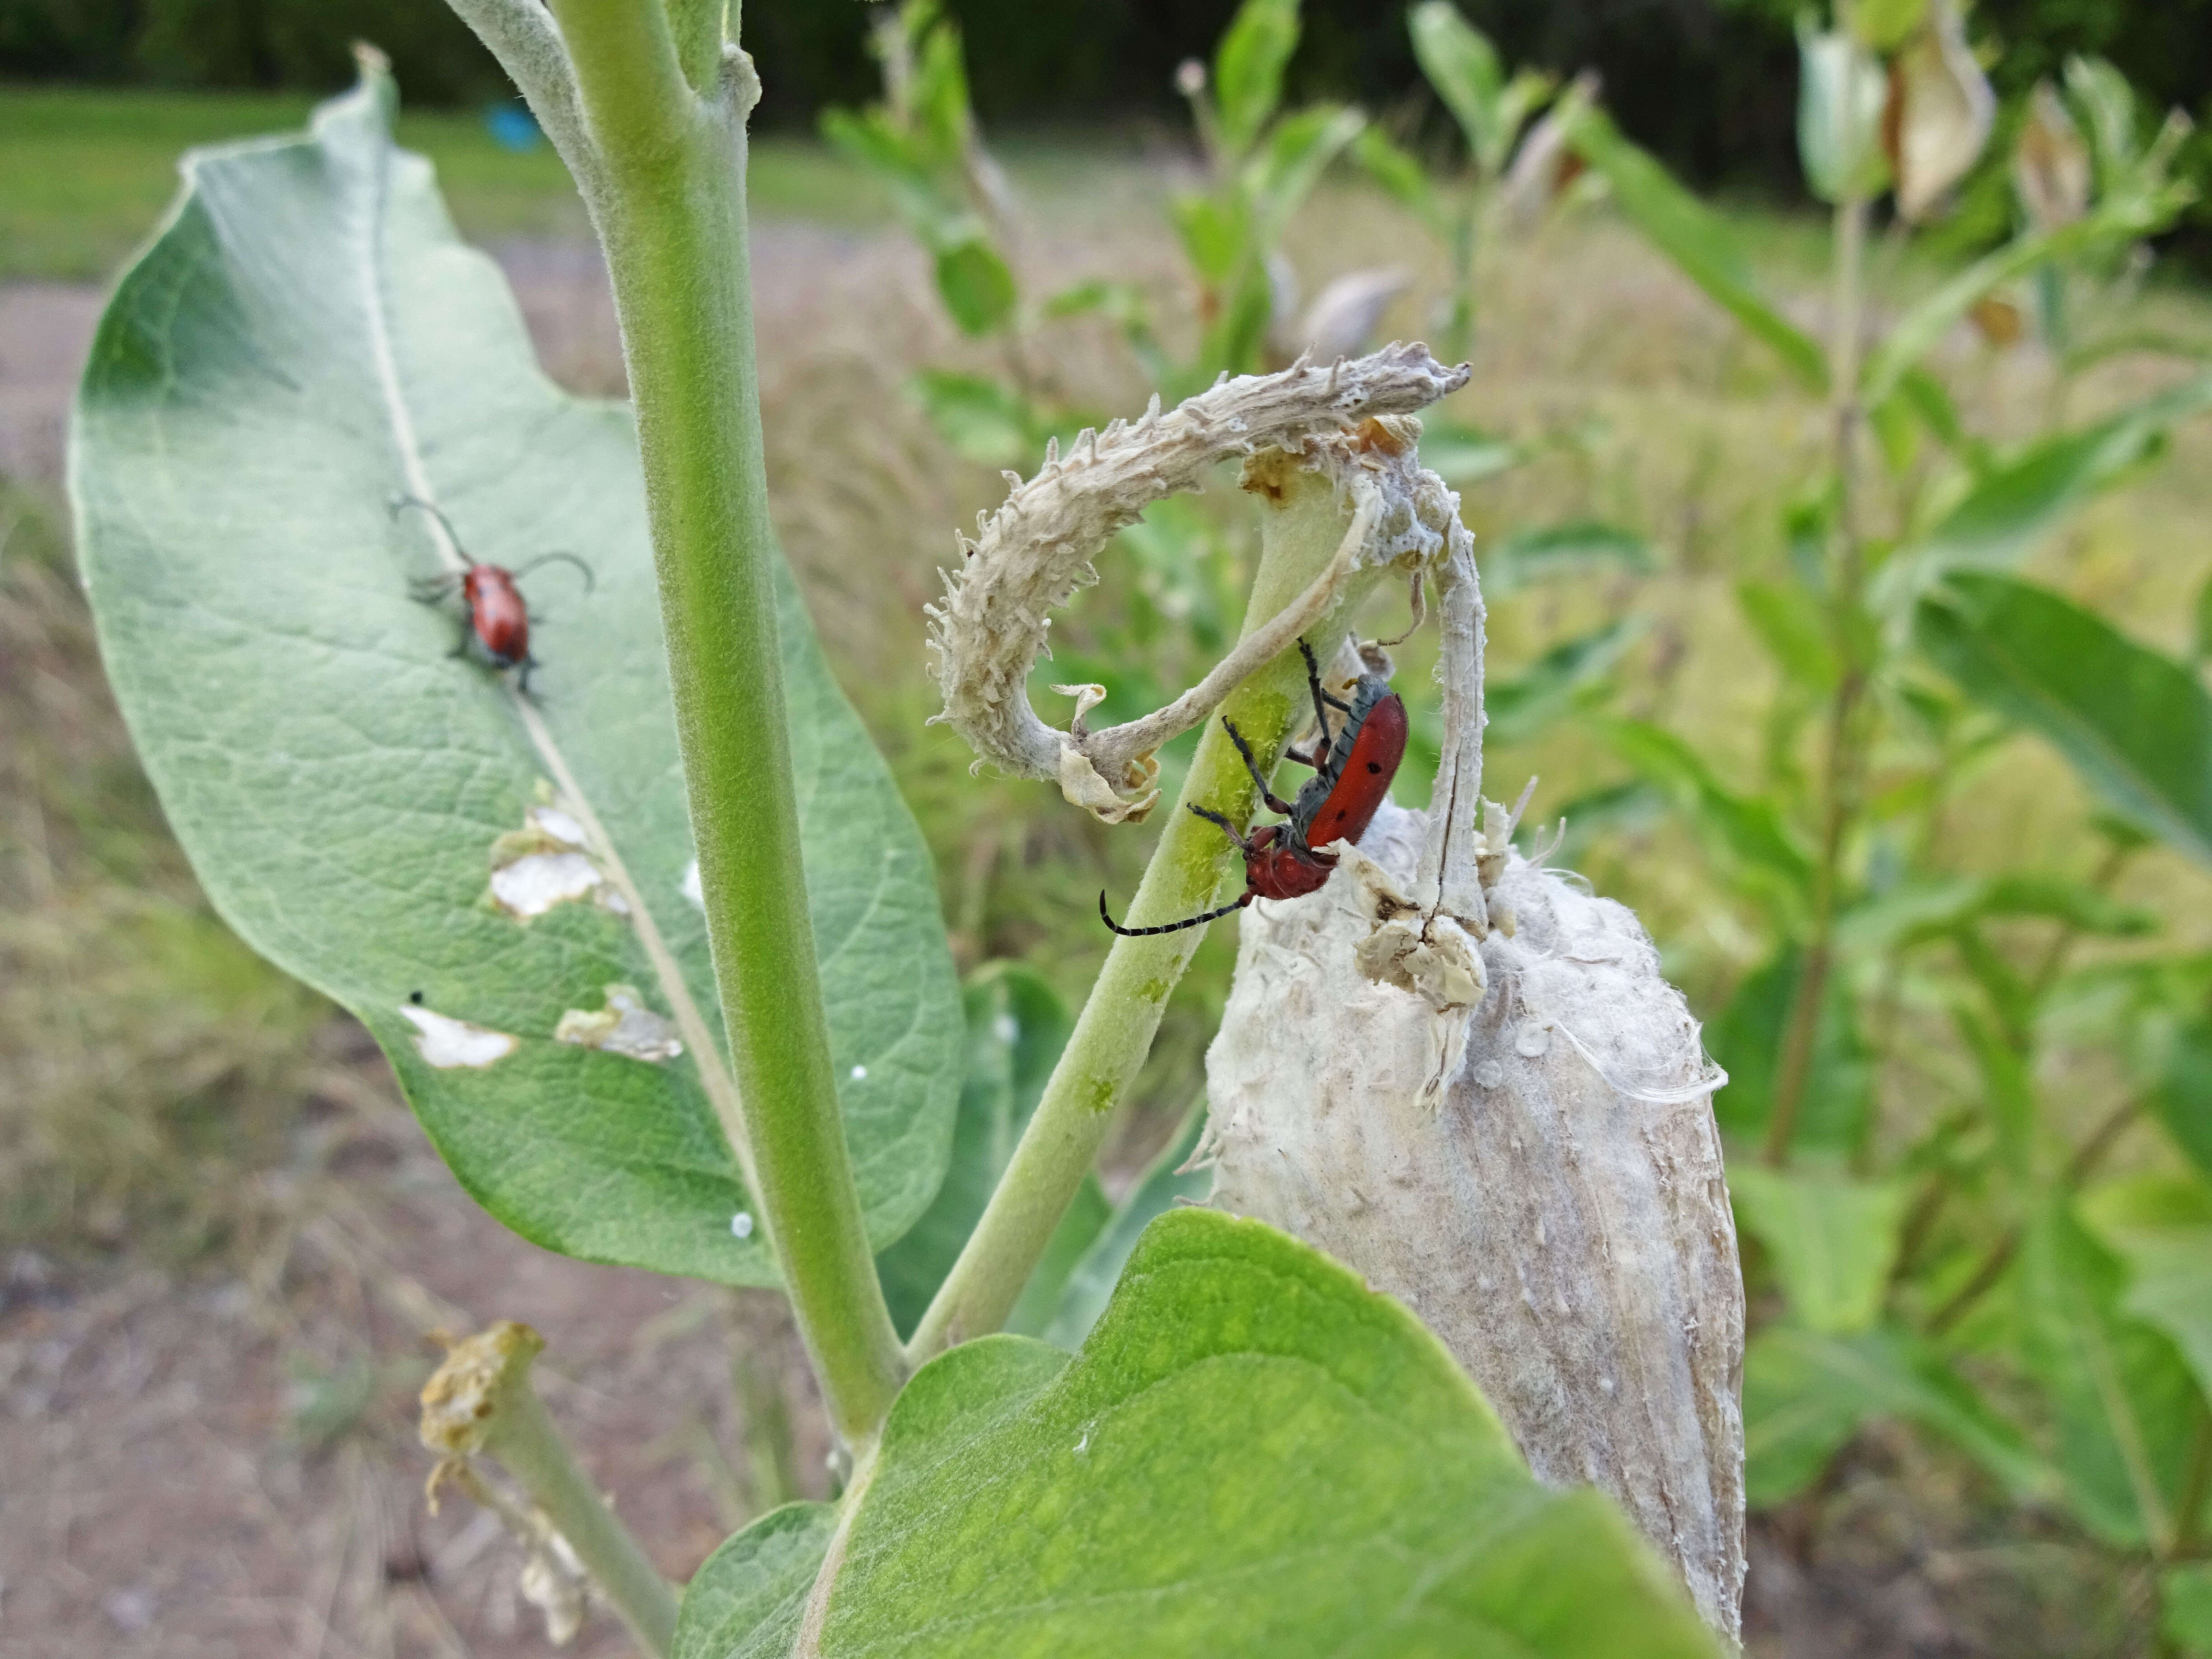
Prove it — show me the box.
[394,497,593,694]
[1101,640,1408,937]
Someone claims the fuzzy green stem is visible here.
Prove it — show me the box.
[422,1323,677,1656]
[497,1383,677,1650]
[548,0,904,1442]
[905,468,1377,1362]
[1765,161,1871,1169]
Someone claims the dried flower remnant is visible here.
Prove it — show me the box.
[1496,72,1598,231]
[1884,0,1995,222]
[2014,80,2093,232]
[419,1323,591,1647]
[926,344,1469,823]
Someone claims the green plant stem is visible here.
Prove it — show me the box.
[1765,176,1872,1170]
[2170,1401,2212,1561]
[548,0,904,1443]
[905,467,1375,1364]
[2026,840,2136,1008]
[1443,187,1479,363]
[494,1382,680,1652]
[423,1324,678,1657]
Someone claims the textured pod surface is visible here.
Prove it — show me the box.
[1202,801,1747,1637]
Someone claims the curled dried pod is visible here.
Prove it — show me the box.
[1198,514,1746,1637]
[925,344,1470,822]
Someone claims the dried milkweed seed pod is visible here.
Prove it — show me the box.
[1199,504,1747,1639]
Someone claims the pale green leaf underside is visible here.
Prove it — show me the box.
[798,1210,1720,1658]
[1729,1166,1907,1335]
[70,74,960,1285]
[675,1503,838,1659]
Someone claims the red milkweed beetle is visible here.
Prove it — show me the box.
[1100,638,1409,936]
[393,496,594,694]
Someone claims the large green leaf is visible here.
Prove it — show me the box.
[1706,948,1870,1155]
[795,1209,1721,1657]
[2167,1564,2212,1657]
[1245,103,1367,248]
[2019,1201,2206,1548]
[1861,204,2173,407]
[1483,520,1656,595]
[673,1503,839,1659]
[70,72,961,1285]
[2159,1013,2212,1180]
[2078,1174,2212,1405]
[1915,572,2212,866]
[1730,1167,1907,1335]
[1486,618,1646,746]
[1035,1099,1209,1351]
[1213,0,1300,159]
[1607,721,1815,904]
[933,237,1018,337]
[1411,2,1506,168]
[1742,1325,2050,1508]
[1889,374,2212,600]
[876,968,1072,1336]
[1565,108,1828,393]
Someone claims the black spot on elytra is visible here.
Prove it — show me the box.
[1367,761,1382,773]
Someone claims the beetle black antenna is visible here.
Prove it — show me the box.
[389,493,467,555]
[509,550,596,594]
[1098,890,1252,937]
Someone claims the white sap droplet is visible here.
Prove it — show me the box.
[992,1013,1019,1045]
[553,985,684,1063]
[681,860,704,909]
[401,1005,518,1069]
[1514,1021,1552,1058]
[731,1212,755,1239]
[1474,1060,1505,1090]
[491,852,603,920]
[849,1064,868,1082]
[528,806,589,848]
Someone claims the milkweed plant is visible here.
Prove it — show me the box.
[65,0,2212,1654]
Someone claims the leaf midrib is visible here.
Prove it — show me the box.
[339,89,759,1195]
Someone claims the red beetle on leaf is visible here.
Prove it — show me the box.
[394,497,593,694]
[1101,638,1408,936]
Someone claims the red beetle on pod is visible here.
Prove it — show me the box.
[394,496,593,694]
[1101,638,1409,936]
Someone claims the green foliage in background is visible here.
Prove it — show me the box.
[1554,11,2212,1640]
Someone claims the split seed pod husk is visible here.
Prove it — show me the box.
[1198,482,1747,1638]
[1884,0,1996,223]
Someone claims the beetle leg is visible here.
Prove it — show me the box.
[1296,638,1351,769]
[1187,803,1255,853]
[1220,718,1295,815]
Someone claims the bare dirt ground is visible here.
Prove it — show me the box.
[0,220,2139,1658]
